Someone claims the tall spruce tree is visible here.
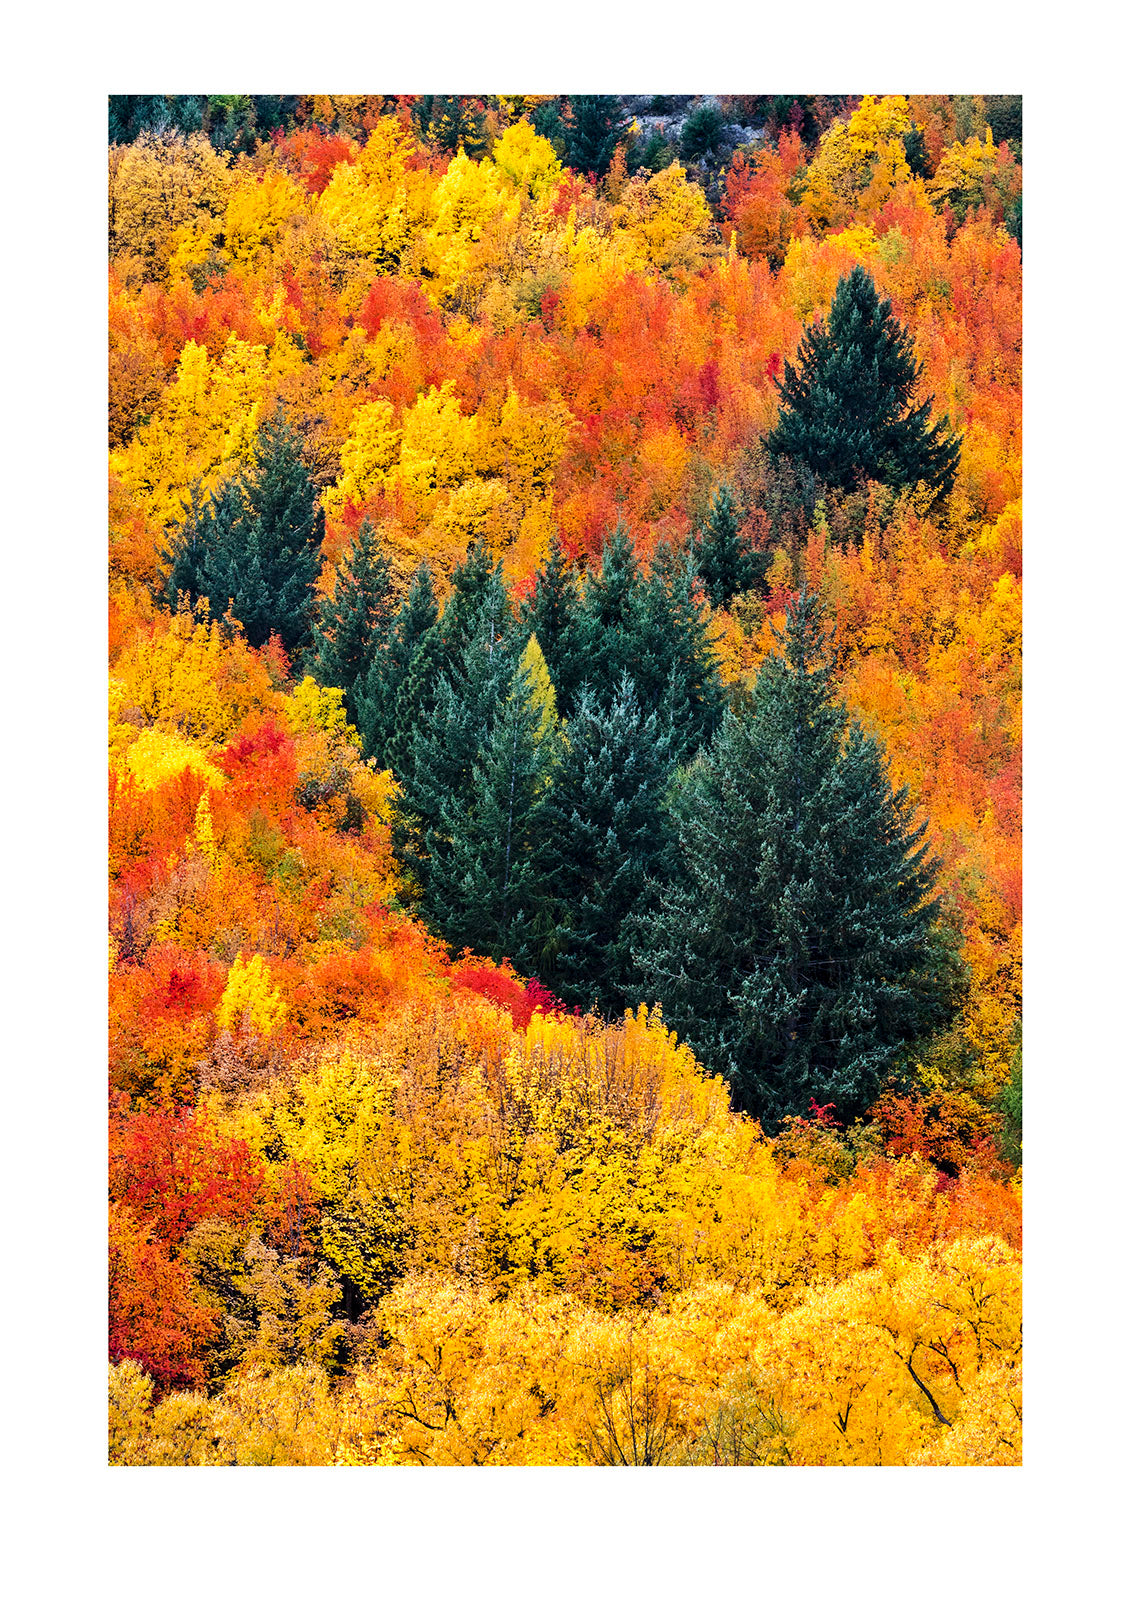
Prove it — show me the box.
[166,413,323,654]
[564,95,630,177]
[357,540,504,777]
[630,543,725,763]
[307,519,394,725]
[355,563,439,771]
[541,675,677,1014]
[633,590,954,1127]
[411,95,488,158]
[575,523,641,703]
[692,484,771,609]
[428,648,560,965]
[519,534,588,713]
[396,561,522,922]
[766,266,962,507]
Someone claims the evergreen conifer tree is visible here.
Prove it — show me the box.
[574,523,642,707]
[307,519,394,725]
[428,649,560,964]
[630,545,725,763]
[166,414,323,654]
[633,590,953,1126]
[692,484,771,609]
[564,95,631,177]
[395,565,521,919]
[542,675,677,1013]
[411,95,488,157]
[519,535,588,713]
[766,266,962,506]
[355,563,439,770]
[437,542,507,660]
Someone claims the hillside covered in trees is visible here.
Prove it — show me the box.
[107,92,1021,1466]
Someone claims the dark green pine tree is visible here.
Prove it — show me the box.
[355,563,439,770]
[518,534,589,713]
[901,124,931,180]
[396,570,521,920]
[109,94,205,143]
[357,539,506,778]
[574,523,642,707]
[436,541,508,662]
[165,413,324,655]
[630,543,725,763]
[307,519,395,726]
[765,265,962,508]
[692,484,771,609]
[633,590,954,1128]
[541,675,677,1014]
[428,652,560,965]
[411,95,488,157]
[564,95,631,177]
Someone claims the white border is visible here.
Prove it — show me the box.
[7,4,1124,1594]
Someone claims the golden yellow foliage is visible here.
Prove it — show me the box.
[801,95,913,232]
[518,634,558,739]
[109,131,232,280]
[112,610,276,748]
[119,726,227,792]
[422,150,521,307]
[111,337,267,530]
[283,675,353,748]
[225,167,306,264]
[322,399,401,519]
[394,380,483,498]
[621,163,718,280]
[217,952,288,1036]
[316,118,430,270]
[491,120,564,201]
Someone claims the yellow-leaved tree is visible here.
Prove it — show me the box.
[322,399,401,520]
[217,953,287,1036]
[929,128,1000,222]
[394,380,484,499]
[491,120,564,202]
[620,163,719,280]
[109,130,232,281]
[110,337,267,532]
[317,118,431,270]
[422,150,522,309]
[224,166,307,265]
[518,634,558,740]
[801,95,915,232]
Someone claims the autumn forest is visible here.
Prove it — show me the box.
[107,92,1021,1467]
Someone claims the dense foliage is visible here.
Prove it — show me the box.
[108,91,1021,1466]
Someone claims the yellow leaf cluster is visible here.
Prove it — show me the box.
[422,151,522,306]
[283,675,353,748]
[620,163,718,280]
[322,399,401,519]
[111,337,267,530]
[491,120,564,202]
[395,380,484,498]
[930,129,998,213]
[217,952,287,1036]
[109,131,232,280]
[802,95,913,232]
[518,634,558,739]
[316,118,431,271]
[225,168,306,265]
[112,611,275,749]
[119,726,226,792]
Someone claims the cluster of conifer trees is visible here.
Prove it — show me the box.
[161,265,961,1127]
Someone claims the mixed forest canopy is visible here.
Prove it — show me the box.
[108,91,1021,1466]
